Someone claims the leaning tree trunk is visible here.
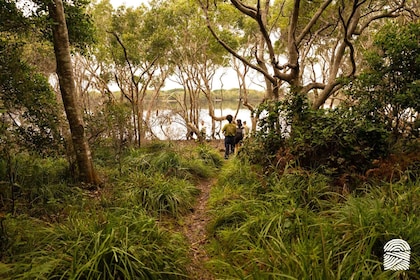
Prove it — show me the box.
[48,0,99,185]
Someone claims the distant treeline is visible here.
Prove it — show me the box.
[160,88,265,102]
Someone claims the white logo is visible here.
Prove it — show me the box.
[383,239,411,271]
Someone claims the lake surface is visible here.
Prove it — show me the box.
[147,108,254,140]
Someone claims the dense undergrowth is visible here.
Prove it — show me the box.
[0,141,222,279]
[0,139,419,279]
[206,156,419,279]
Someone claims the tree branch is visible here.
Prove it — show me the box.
[230,0,257,18]
[199,1,276,84]
[356,1,408,35]
[296,0,333,45]
[302,82,326,94]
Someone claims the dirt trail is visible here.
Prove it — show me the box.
[182,179,215,280]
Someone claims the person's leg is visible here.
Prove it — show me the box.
[224,138,230,159]
[230,137,235,156]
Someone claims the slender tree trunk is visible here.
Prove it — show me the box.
[48,0,99,185]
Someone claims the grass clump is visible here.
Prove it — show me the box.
[207,161,420,279]
[124,173,199,218]
[1,141,223,279]
[1,208,189,279]
[119,141,219,181]
[0,153,86,218]
[196,144,224,169]
[112,141,220,217]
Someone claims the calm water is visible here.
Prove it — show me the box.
[147,108,254,140]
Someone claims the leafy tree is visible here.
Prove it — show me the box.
[346,22,420,139]
[90,1,173,145]
[164,0,233,139]
[0,44,61,154]
[245,22,420,179]
[243,94,390,186]
[1,0,100,184]
[200,0,417,108]
[44,0,99,184]
[0,0,61,155]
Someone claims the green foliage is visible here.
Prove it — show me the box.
[243,23,419,182]
[120,142,217,180]
[196,144,224,169]
[346,22,420,139]
[93,141,219,218]
[124,173,199,218]
[207,161,420,279]
[243,95,391,177]
[0,153,73,217]
[0,153,69,188]
[64,0,96,53]
[208,159,265,231]
[240,101,288,166]
[271,170,336,212]
[0,39,62,155]
[31,0,96,53]
[1,208,189,279]
[288,106,390,174]
[254,101,288,153]
[0,142,225,279]
[1,139,418,279]
[0,0,29,33]
[87,101,132,153]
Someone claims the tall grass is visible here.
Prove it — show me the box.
[0,153,84,218]
[119,142,219,181]
[112,142,220,217]
[1,208,189,279]
[207,159,419,279]
[1,141,222,279]
[123,173,200,218]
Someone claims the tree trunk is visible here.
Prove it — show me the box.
[48,0,99,185]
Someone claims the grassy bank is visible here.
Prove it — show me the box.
[206,158,419,279]
[1,140,418,279]
[0,141,222,279]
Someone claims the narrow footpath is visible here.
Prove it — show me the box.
[182,179,215,280]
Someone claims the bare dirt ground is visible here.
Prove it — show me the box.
[182,178,216,280]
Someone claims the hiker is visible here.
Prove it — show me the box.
[222,114,236,159]
[243,121,250,139]
[199,120,207,140]
[234,119,244,153]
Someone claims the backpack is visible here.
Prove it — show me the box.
[235,127,243,144]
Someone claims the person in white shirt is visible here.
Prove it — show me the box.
[243,121,250,138]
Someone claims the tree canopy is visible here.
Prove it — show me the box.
[200,0,418,107]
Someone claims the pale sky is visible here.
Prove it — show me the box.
[107,0,263,90]
[110,0,144,8]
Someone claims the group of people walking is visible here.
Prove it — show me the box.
[222,114,249,159]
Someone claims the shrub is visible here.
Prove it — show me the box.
[240,101,288,166]
[287,106,390,175]
[0,153,76,217]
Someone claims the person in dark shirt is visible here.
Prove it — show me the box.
[234,119,244,153]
